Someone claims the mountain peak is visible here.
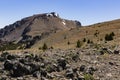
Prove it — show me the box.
[46,12,59,17]
[0,12,81,42]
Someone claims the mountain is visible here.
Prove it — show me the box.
[0,12,120,50]
[0,12,81,42]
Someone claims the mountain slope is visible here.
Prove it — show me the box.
[0,12,81,42]
[32,19,120,49]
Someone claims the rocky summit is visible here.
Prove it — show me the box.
[0,12,81,42]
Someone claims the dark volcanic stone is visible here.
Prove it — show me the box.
[57,58,66,70]
[0,57,5,62]
[114,50,119,54]
[4,60,13,70]
[109,62,114,65]
[28,63,40,73]
[66,68,74,78]
[11,62,30,77]
[80,65,86,72]
[33,71,41,78]
[1,52,9,58]
[7,54,16,60]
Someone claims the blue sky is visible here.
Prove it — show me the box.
[0,0,120,28]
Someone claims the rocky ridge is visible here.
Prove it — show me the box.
[0,12,81,42]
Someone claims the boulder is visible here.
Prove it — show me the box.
[33,71,41,78]
[0,57,5,62]
[40,69,47,77]
[11,62,30,77]
[80,65,86,72]
[86,66,97,75]
[1,52,9,58]
[65,68,74,78]
[7,54,16,60]
[114,50,119,54]
[57,58,66,70]
[109,62,114,66]
[28,63,40,73]
[4,60,13,70]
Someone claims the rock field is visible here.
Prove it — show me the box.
[0,48,120,80]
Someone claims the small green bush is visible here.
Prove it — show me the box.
[83,38,86,42]
[87,39,90,44]
[84,74,94,80]
[105,32,115,41]
[67,41,70,45]
[42,43,48,51]
[76,40,81,48]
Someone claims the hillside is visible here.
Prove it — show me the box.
[33,19,120,49]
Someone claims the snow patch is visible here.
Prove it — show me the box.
[62,20,66,26]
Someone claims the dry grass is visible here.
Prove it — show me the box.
[32,19,120,49]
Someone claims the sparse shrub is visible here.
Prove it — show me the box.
[110,32,115,36]
[46,64,54,73]
[100,38,103,41]
[94,32,98,37]
[87,39,90,44]
[42,43,48,51]
[39,47,42,50]
[84,74,94,80]
[83,38,86,42]
[0,43,23,51]
[50,46,54,49]
[76,40,81,48]
[64,35,67,39]
[94,30,99,37]
[105,32,115,41]
[87,39,93,44]
[67,41,70,45]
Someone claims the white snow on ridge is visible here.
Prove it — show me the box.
[62,20,66,26]
[62,21,66,25]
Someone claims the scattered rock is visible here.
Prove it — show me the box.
[114,50,119,54]
[80,65,86,72]
[4,60,13,70]
[109,62,114,66]
[65,68,74,78]
[57,58,66,70]
[0,48,120,80]
[7,54,16,60]
[11,62,30,77]
[33,71,41,78]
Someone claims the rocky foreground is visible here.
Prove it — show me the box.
[0,48,120,80]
